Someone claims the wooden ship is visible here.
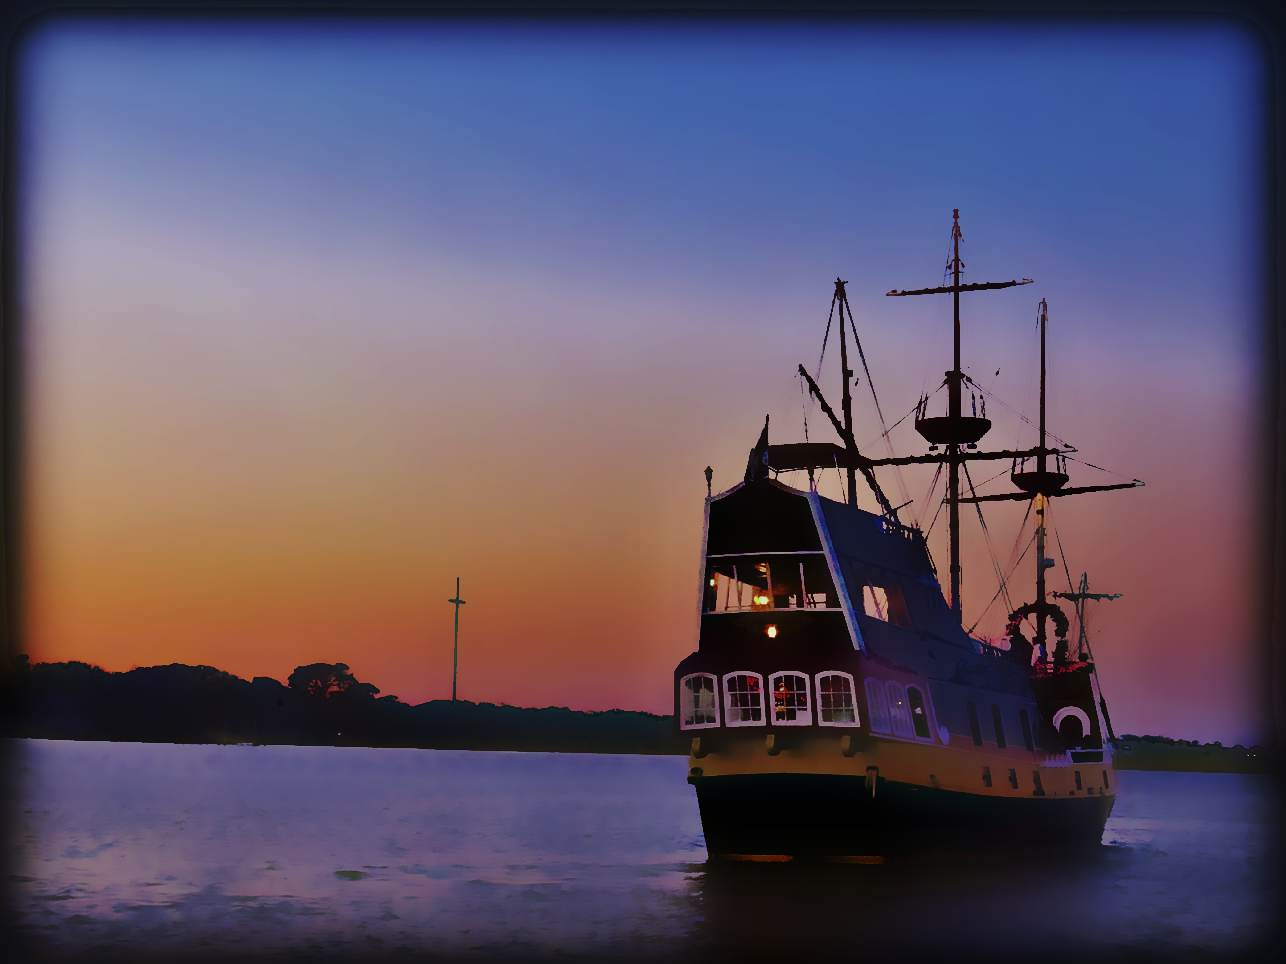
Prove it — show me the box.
[674,210,1141,861]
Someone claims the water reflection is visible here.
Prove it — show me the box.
[9,741,1277,960]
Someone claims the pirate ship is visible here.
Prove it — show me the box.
[675,210,1141,861]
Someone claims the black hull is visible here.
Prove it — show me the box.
[694,773,1114,859]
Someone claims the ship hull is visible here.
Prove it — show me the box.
[693,772,1114,860]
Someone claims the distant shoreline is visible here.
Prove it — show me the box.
[2,661,1275,773]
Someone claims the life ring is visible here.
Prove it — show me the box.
[1005,601,1070,660]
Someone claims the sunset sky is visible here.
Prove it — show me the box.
[16,15,1271,744]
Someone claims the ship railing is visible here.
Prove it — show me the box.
[1029,659,1094,677]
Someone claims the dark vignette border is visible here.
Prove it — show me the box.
[0,2,1280,963]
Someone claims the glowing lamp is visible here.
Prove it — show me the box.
[754,594,769,606]
[766,625,778,639]
[709,578,717,587]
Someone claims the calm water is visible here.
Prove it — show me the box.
[6,740,1278,961]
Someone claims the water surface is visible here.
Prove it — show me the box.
[7,740,1277,960]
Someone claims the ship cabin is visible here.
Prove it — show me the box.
[674,478,1093,764]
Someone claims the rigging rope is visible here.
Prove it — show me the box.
[962,373,1074,450]
[969,527,1037,636]
[844,307,914,518]
[962,461,1014,617]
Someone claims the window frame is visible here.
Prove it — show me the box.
[722,671,767,727]
[905,685,934,741]
[678,673,720,730]
[767,671,813,726]
[815,671,861,727]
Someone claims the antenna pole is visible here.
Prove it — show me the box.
[836,278,858,506]
[948,210,963,620]
[448,577,466,701]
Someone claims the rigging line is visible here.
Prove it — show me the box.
[815,295,837,383]
[923,460,948,540]
[844,303,913,516]
[1052,522,1076,597]
[1050,520,1083,642]
[859,399,921,448]
[963,460,1014,615]
[962,375,1073,450]
[1061,455,1137,480]
[973,466,1012,490]
[799,373,811,443]
[1001,498,1036,582]
[968,527,1037,636]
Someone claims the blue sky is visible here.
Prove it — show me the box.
[17,15,1271,743]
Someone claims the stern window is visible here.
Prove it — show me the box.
[816,672,859,726]
[723,672,765,726]
[768,672,812,725]
[679,674,719,730]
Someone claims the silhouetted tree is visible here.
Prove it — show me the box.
[287,662,379,699]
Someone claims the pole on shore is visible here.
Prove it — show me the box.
[448,577,466,701]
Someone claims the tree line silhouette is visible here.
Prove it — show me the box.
[2,658,686,754]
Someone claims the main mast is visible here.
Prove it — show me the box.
[947,214,964,621]
[888,210,1031,620]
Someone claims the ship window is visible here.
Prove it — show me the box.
[816,672,859,726]
[703,553,837,613]
[906,686,932,739]
[1074,770,1082,791]
[1102,769,1110,790]
[722,672,765,726]
[768,672,812,725]
[982,766,992,788]
[864,678,891,734]
[679,674,719,730]
[1019,709,1035,751]
[841,559,913,629]
[966,701,983,746]
[885,682,914,739]
[1008,768,1018,789]
[991,704,1007,748]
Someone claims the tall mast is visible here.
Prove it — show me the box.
[948,211,963,619]
[887,209,1032,624]
[1034,299,1048,659]
[837,277,858,506]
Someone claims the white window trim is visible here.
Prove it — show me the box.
[767,671,813,726]
[815,671,861,727]
[678,673,721,730]
[722,671,767,727]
